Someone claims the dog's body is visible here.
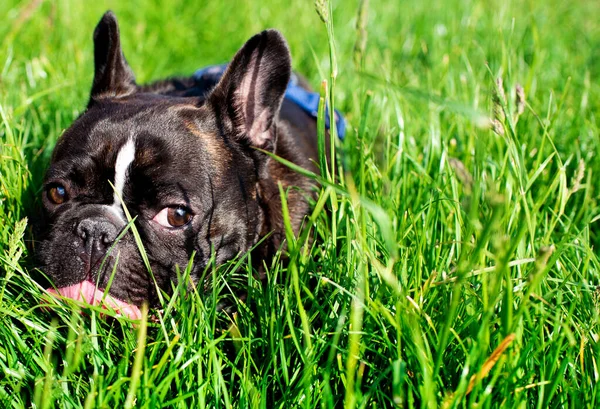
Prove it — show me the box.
[36,12,324,318]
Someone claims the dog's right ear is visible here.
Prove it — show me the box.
[89,11,136,105]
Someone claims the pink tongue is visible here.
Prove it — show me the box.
[47,280,142,320]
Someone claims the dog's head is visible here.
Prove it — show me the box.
[37,11,293,317]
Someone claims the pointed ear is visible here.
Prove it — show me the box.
[207,30,291,148]
[89,11,136,103]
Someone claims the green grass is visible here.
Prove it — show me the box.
[1,0,600,407]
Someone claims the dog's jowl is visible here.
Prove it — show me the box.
[37,11,343,318]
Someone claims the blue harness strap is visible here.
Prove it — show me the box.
[193,65,346,139]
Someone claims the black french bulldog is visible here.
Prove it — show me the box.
[37,11,324,319]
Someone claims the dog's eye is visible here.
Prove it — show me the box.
[153,206,193,228]
[47,185,67,205]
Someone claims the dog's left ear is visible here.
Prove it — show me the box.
[89,11,137,104]
[207,30,291,149]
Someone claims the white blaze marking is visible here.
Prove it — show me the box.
[103,204,126,226]
[112,138,136,215]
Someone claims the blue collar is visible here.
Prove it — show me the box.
[193,65,346,140]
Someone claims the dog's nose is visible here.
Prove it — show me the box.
[76,218,118,254]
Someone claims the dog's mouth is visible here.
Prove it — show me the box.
[46,281,142,320]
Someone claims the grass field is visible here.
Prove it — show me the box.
[1,0,600,407]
